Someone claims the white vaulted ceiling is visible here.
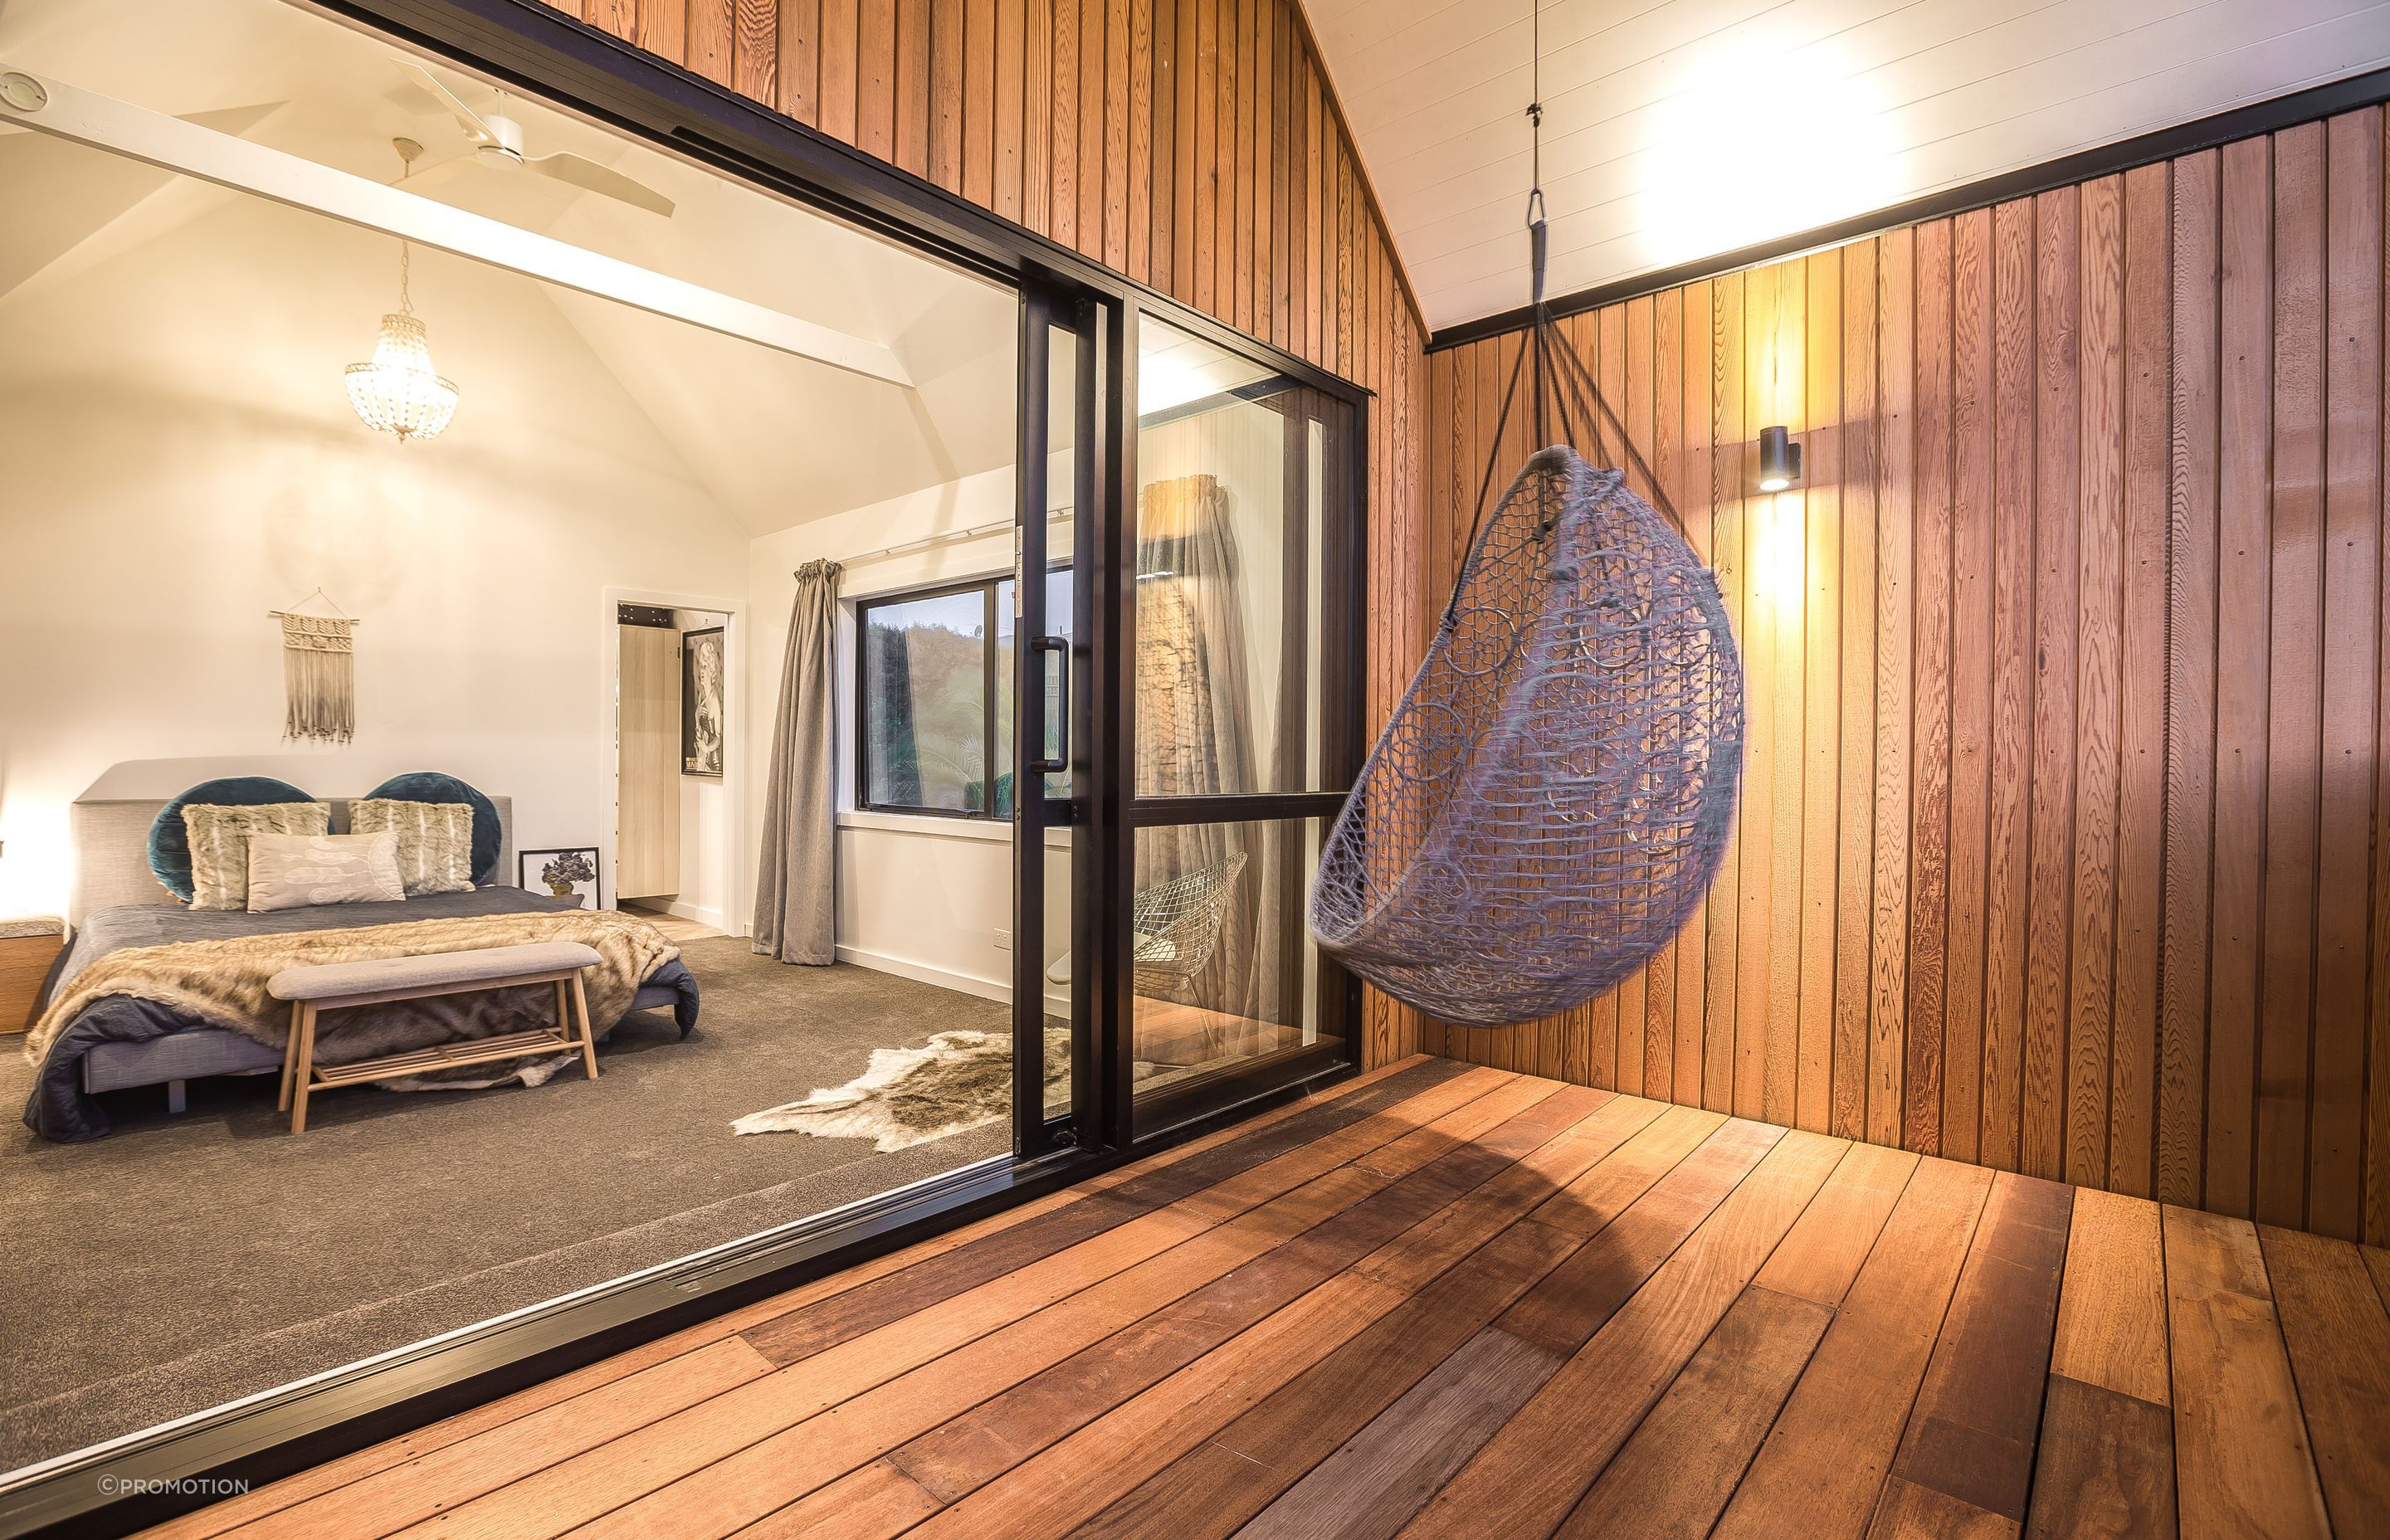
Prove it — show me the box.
[1301,0,2390,333]
[0,0,1023,534]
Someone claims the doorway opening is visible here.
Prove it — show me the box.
[0,0,1364,1508]
[611,597,736,942]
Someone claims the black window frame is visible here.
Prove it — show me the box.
[851,564,1075,821]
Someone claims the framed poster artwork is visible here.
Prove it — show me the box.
[681,626,725,777]
[521,847,601,909]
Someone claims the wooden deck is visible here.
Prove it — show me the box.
[153,1057,2390,1540]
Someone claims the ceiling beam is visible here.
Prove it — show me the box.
[0,65,914,387]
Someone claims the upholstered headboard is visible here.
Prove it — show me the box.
[66,797,516,928]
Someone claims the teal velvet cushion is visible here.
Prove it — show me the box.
[148,776,317,903]
[362,772,500,885]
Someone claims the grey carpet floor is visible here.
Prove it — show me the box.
[0,943,1012,1474]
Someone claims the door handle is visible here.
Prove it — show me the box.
[1028,635,1070,776]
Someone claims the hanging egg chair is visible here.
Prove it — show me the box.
[1309,190,1746,1028]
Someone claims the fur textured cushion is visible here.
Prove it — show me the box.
[148,776,318,902]
[349,799,476,896]
[245,832,406,914]
[182,802,332,912]
[362,773,500,884]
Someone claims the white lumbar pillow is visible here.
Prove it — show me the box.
[245,831,407,914]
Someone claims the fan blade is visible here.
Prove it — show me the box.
[403,61,494,147]
[523,150,676,217]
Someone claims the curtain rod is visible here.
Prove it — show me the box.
[824,507,1075,571]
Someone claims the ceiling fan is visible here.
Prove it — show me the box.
[398,61,675,217]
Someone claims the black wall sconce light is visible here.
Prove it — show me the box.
[1758,425,1802,492]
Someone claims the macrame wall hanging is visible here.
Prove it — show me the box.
[270,589,358,745]
[1307,1,1747,1027]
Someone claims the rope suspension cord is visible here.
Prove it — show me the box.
[1446,0,1690,640]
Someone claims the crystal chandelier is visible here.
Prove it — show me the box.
[346,141,458,441]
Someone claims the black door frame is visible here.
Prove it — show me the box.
[0,4,1368,1534]
[1012,278,1116,1159]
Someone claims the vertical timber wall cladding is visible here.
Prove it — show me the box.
[1426,105,2390,1245]
[541,0,1432,1068]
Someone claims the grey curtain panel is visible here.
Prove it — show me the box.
[753,558,842,964]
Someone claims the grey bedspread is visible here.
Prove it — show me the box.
[26,889,699,1143]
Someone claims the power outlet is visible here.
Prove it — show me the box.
[993,928,1012,951]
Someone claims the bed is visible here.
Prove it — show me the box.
[23,796,700,1142]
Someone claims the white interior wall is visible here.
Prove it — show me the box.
[747,468,1067,1001]
[0,188,751,919]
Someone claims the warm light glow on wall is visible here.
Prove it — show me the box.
[1646,42,1894,270]
[0,806,71,920]
[1750,486,1805,614]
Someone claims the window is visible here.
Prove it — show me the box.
[857,570,1072,817]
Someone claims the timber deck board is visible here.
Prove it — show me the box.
[156,1056,2389,1540]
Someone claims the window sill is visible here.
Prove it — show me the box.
[837,810,1071,847]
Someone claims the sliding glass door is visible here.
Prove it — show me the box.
[1011,297,1363,1151]
[1120,315,1365,1133]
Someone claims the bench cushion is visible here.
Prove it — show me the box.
[268,942,604,1001]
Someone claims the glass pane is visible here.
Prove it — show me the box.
[1135,317,1352,797]
[861,588,988,811]
[1040,825,1074,1119]
[1131,817,1337,1098]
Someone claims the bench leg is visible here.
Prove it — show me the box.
[570,973,599,1080]
[290,1002,319,1135]
[279,1000,302,1112]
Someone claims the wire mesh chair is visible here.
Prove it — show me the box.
[1129,850,1248,998]
[1307,177,1745,1029]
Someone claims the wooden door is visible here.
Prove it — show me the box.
[617,622,681,900]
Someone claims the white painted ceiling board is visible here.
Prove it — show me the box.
[0,0,1023,534]
[1301,0,2390,331]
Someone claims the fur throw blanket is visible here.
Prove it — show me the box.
[26,911,677,1081]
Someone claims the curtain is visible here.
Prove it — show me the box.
[1136,465,1288,1024]
[753,558,842,964]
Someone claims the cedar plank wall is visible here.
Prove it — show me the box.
[1426,107,2390,1245]
[540,0,1432,1065]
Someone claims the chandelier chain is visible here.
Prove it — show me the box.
[395,141,416,317]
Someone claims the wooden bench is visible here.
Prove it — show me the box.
[269,942,603,1134]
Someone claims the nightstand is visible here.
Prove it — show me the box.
[0,918,65,1033]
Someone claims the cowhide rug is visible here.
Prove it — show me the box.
[732,1026,1068,1150]
[734,1026,1205,1150]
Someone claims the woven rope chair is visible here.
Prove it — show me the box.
[1129,850,1248,998]
[1308,207,1745,1027]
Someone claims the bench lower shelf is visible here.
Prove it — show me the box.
[309,1028,581,1089]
